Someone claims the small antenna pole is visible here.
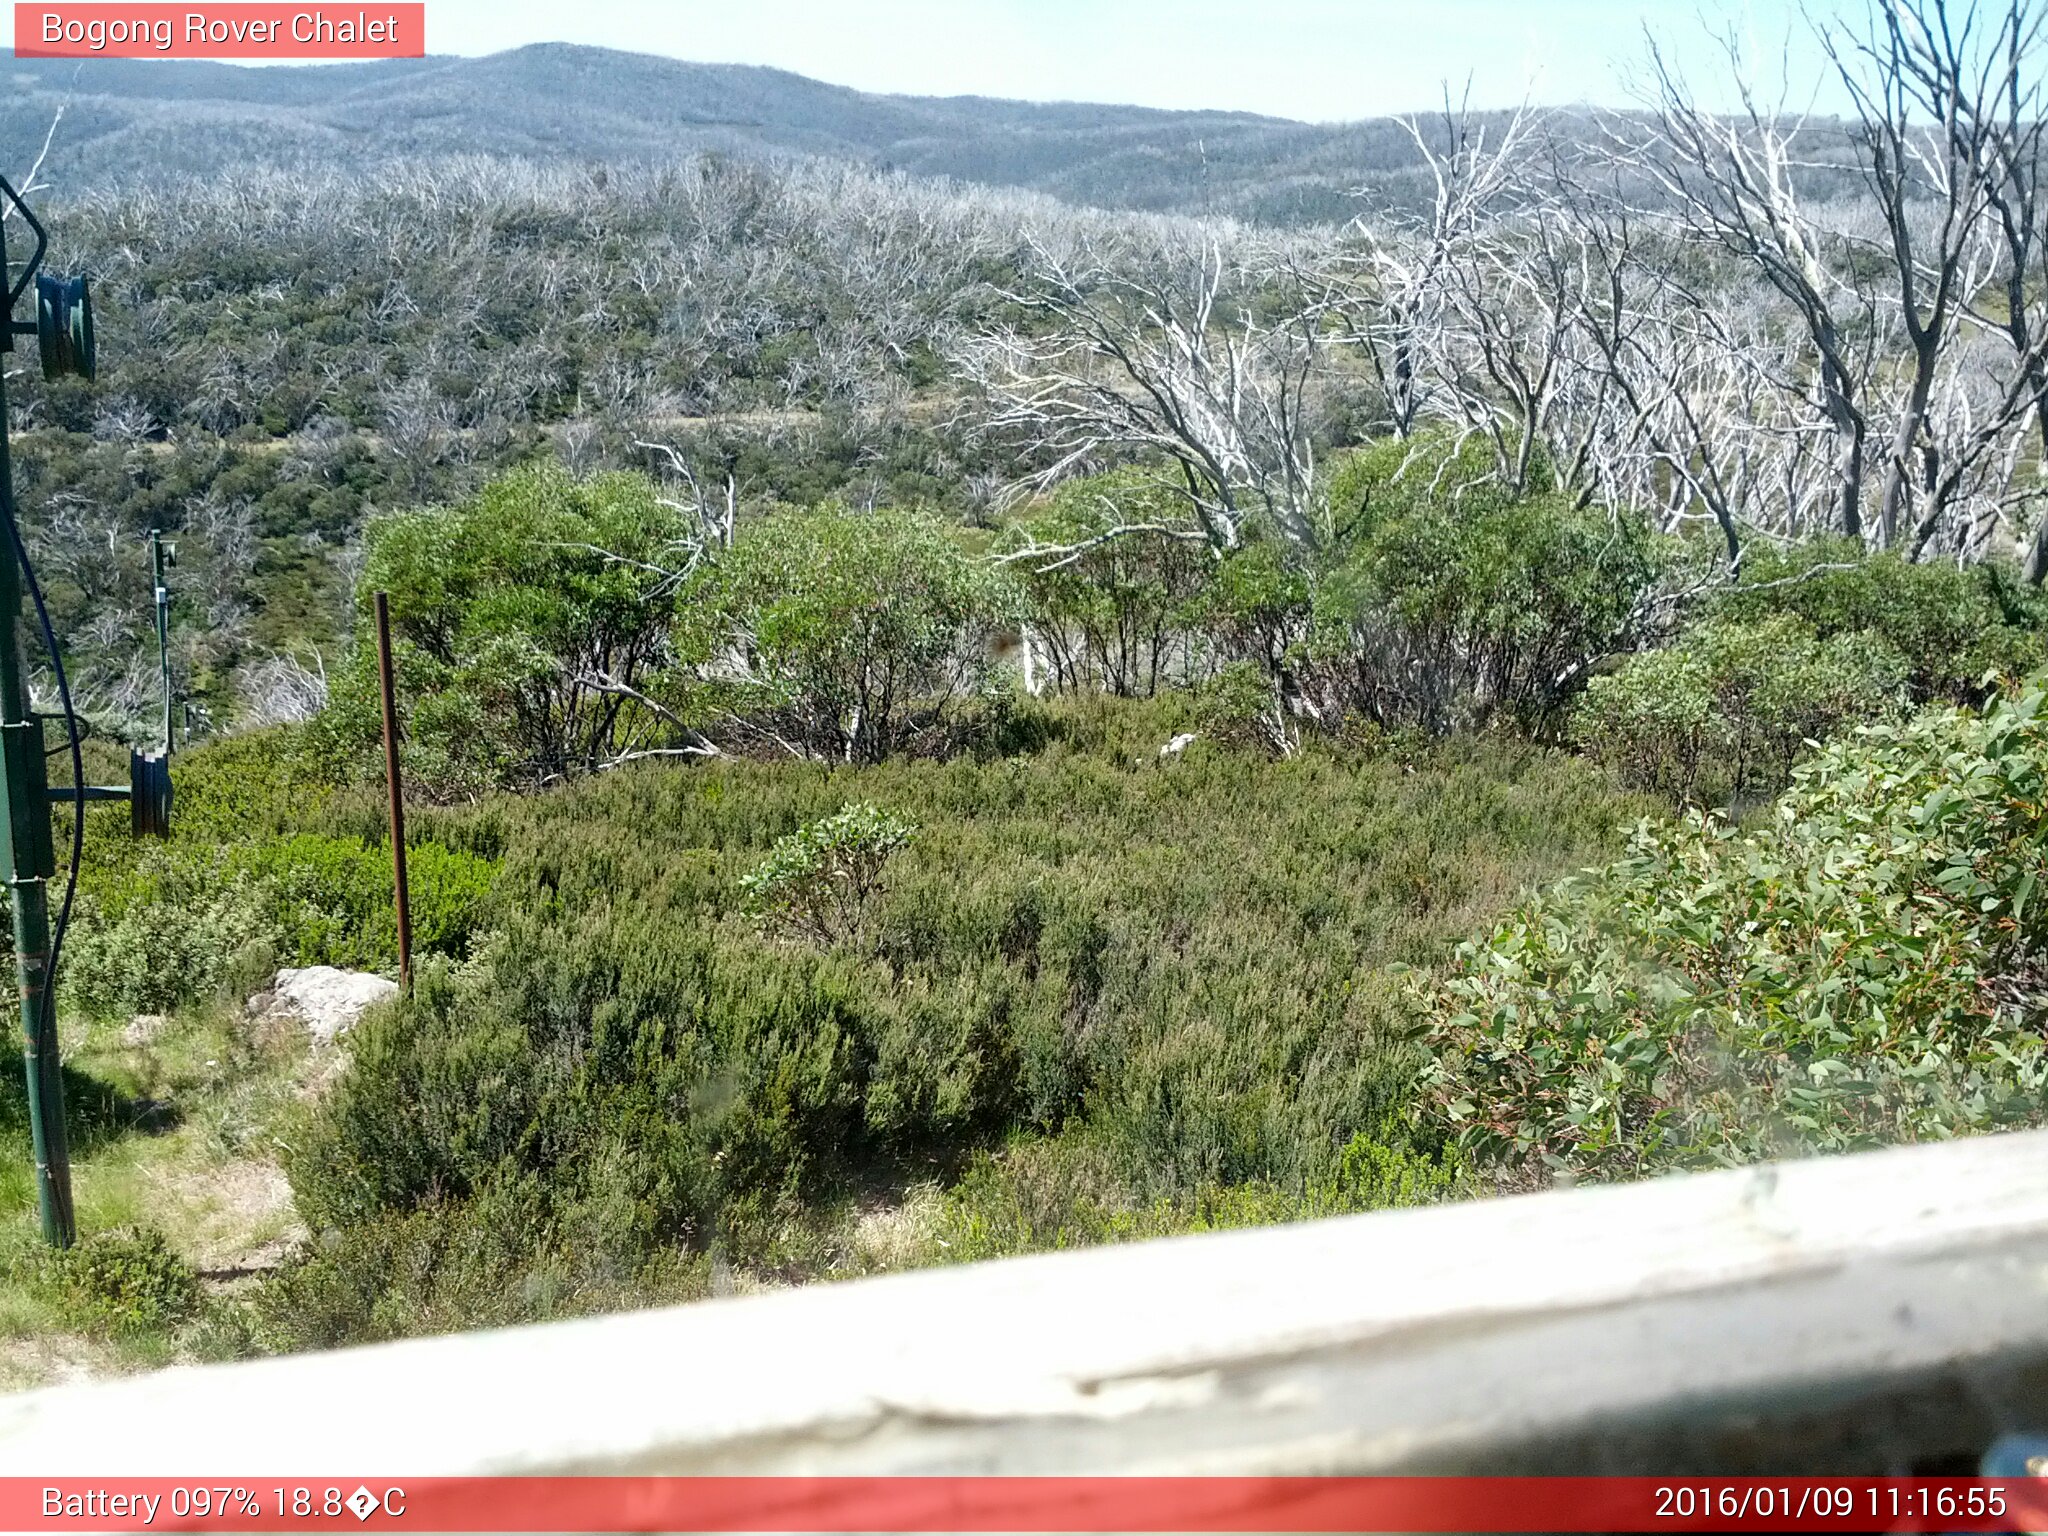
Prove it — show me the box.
[150,528,173,754]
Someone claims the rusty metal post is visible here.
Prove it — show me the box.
[373,591,412,992]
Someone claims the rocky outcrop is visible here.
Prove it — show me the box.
[253,966,399,1045]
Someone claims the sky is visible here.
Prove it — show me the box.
[2,1,1857,120]
[399,0,1853,120]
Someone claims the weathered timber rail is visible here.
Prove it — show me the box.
[5,1128,2048,1476]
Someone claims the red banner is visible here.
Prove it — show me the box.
[4,1477,2047,1533]
[14,5,424,59]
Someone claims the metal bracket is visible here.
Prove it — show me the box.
[42,749,171,837]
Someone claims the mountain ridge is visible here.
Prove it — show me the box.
[0,42,1500,223]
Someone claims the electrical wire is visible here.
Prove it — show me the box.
[0,496,85,1146]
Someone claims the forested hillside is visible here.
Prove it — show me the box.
[11,156,1019,730]
[6,0,2048,1384]
[0,44,1868,222]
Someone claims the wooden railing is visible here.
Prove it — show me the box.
[6,1128,2048,1476]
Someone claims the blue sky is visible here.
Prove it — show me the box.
[6,1,1855,119]
[409,0,1851,119]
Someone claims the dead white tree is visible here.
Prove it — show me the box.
[1370,101,1566,489]
[632,438,737,585]
[4,104,62,217]
[1633,30,1884,544]
[1922,0,2048,578]
[1821,0,2024,551]
[1548,150,1867,567]
[954,225,1326,559]
[1434,197,1600,498]
[238,651,330,727]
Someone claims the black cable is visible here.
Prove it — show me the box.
[44,714,91,754]
[0,503,84,1088]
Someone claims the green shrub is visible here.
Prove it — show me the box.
[1324,428,1546,527]
[18,1226,201,1335]
[1571,615,1908,803]
[252,1185,712,1351]
[1191,660,1291,754]
[64,768,497,1017]
[67,839,493,1017]
[675,503,1018,763]
[243,834,497,970]
[1707,543,2048,703]
[1420,685,2048,1185]
[1329,1126,1469,1208]
[159,727,338,844]
[321,464,689,797]
[1181,540,1312,752]
[65,856,279,1016]
[1000,468,1214,697]
[1308,436,1668,736]
[934,1126,1467,1262]
[737,802,916,947]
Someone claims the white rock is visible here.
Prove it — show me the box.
[264,966,399,1045]
[1158,732,1199,758]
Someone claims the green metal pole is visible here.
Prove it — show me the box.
[150,529,172,755]
[0,338,73,1248]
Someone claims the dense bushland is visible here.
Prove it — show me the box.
[265,703,1643,1343]
[281,447,1655,823]
[19,0,2048,755]
[18,0,2048,1360]
[52,645,2048,1356]
[324,445,2048,795]
[57,734,494,1018]
[22,438,2048,1360]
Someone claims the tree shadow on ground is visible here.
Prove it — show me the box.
[0,1062,182,1159]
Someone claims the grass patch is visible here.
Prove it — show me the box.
[0,1003,312,1389]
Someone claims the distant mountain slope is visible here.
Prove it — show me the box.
[0,42,1489,223]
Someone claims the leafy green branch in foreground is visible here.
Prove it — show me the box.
[1423,685,2048,1183]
